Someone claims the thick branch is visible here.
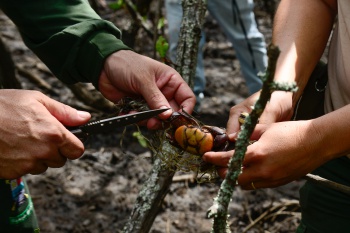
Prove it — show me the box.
[123,1,207,232]
[175,0,206,88]
[122,144,176,232]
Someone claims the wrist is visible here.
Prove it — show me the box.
[270,91,294,118]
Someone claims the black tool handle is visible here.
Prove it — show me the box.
[69,128,89,142]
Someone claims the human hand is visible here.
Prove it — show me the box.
[98,50,196,129]
[203,120,328,190]
[226,91,294,135]
[0,89,91,179]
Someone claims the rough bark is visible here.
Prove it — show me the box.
[175,0,206,88]
[122,143,176,233]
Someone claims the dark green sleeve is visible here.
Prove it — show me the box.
[0,0,131,88]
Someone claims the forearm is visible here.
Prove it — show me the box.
[0,0,131,88]
[272,0,337,105]
[311,105,350,162]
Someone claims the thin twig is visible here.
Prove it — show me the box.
[172,173,196,183]
[16,64,56,94]
[303,173,350,196]
[243,200,299,233]
[124,0,154,38]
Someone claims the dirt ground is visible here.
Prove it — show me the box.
[1,2,304,232]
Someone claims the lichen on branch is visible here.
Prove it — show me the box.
[207,44,297,233]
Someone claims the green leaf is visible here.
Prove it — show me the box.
[156,36,169,59]
[109,0,125,10]
[133,131,148,148]
[157,17,165,30]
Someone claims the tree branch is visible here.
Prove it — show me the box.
[207,45,297,232]
[122,145,176,232]
[175,0,206,88]
[123,1,207,232]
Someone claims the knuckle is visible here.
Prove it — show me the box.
[46,129,65,144]
[30,90,44,97]
[30,90,47,102]
[229,106,237,115]
[60,104,74,119]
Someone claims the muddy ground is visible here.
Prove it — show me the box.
[1,2,304,232]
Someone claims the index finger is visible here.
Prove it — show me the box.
[202,150,234,167]
[60,127,86,160]
[155,73,196,114]
[173,82,196,114]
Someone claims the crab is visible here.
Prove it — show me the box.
[166,111,230,156]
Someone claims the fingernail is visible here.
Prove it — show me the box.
[160,106,172,115]
[228,132,238,141]
[77,111,91,119]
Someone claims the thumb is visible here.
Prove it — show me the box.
[258,111,279,125]
[250,124,268,141]
[39,96,91,126]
